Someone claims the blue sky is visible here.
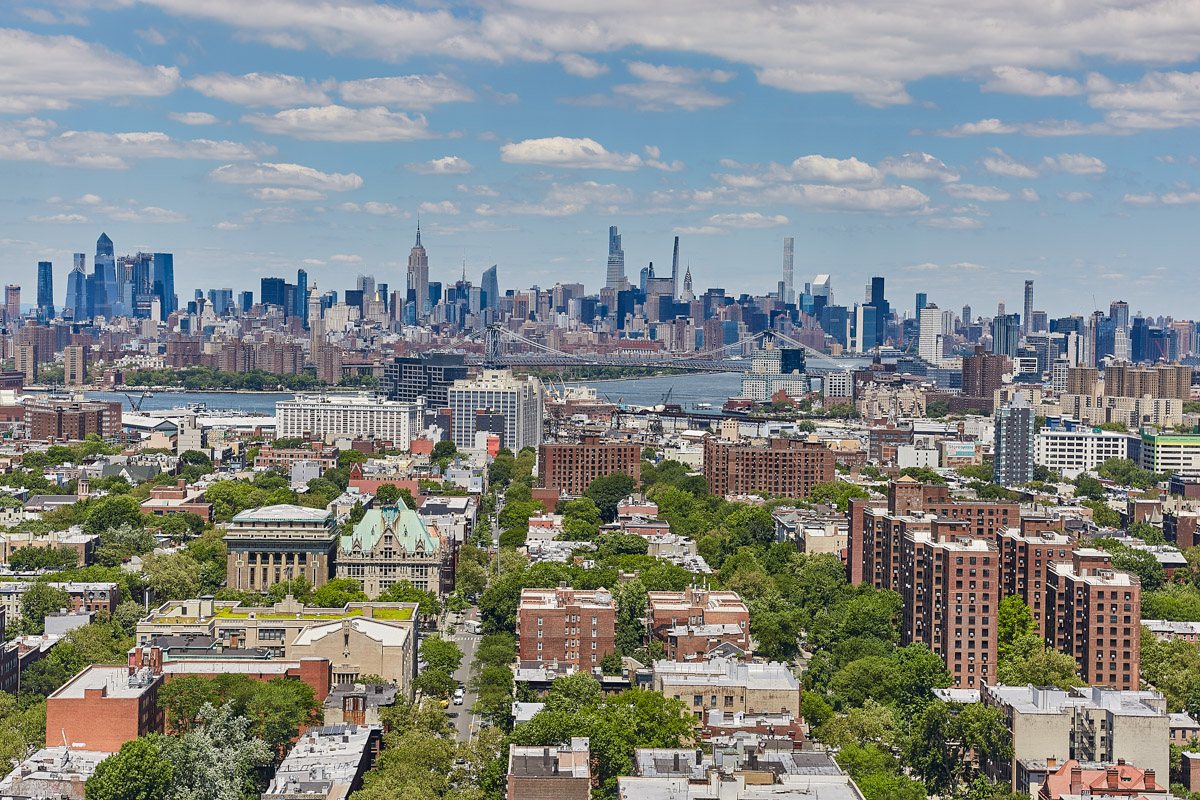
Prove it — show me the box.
[3,1,1200,319]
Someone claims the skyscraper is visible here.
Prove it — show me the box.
[915,293,927,314]
[308,285,323,346]
[1023,280,1034,335]
[4,286,20,324]
[671,236,680,300]
[94,233,115,317]
[994,394,1034,487]
[991,313,1021,358]
[1110,300,1130,331]
[65,254,87,320]
[918,303,943,364]
[783,238,794,305]
[481,265,499,310]
[261,277,287,309]
[296,269,308,324]
[865,276,888,347]
[407,223,429,319]
[151,253,175,318]
[36,261,54,322]
[605,226,626,290]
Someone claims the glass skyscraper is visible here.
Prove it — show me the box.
[605,226,625,289]
[65,254,87,320]
[481,264,499,310]
[36,261,54,322]
[152,253,175,318]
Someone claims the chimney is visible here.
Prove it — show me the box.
[1145,768,1156,788]
[1071,766,1082,792]
[674,753,680,772]
[1106,767,1118,789]
[1047,756,1056,769]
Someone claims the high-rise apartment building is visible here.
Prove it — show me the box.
[537,434,642,496]
[36,262,53,322]
[1023,280,1034,335]
[960,346,1010,413]
[918,303,943,364]
[4,286,20,324]
[1046,549,1141,690]
[481,264,499,310]
[379,352,468,408]
[24,397,122,441]
[703,437,835,499]
[407,224,429,318]
[994,394,1035,487]
[992,313,1021,358]
[605,226,626,290]
[14,344,36,383]
[782,237,794,305]
[64,345,87,387]
[446,369,544,451]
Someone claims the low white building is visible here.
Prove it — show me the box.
[1035,426,1138,477]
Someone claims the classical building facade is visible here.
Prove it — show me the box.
[336,502,444,597]
[224,505,338,592]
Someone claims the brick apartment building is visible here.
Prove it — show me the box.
[868,420,914,464]
[507,738,591,800]
[1046,549,1142,690]
[515,586,616,669]
[537,434,642,496]
[45,665,163,752]
[901,521,1001,689]
[24,397,121,441]
[139,479,214,521]
[999,523,1074,636]
[702,437,834,499]
[645,587,750,661]
[254,443,339,472]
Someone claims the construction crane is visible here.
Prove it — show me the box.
[122,391,154,412]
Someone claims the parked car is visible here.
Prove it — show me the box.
[453,687,465,705]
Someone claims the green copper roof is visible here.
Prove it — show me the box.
[342,501,438,555]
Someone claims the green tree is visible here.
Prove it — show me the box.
[142,552,201,601]
[85,737,173,800]
[808,481,872,511]
[955,703,1013,779]
[1073,474,1107,500]
[83,494,147,536]
[375,483,401,504]
[413,668,457,699]
[157,702,274,794]
[997,595,1036,659]
[379,580,442,617]
[7,546,78,571]
[420,636,464,673]
[996,634,1083,689]
[311,578,368,607]
[583,472,638,522]
[20,583,73,634]
[431,440,458,461]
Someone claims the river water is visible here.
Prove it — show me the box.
[82,372,750,416]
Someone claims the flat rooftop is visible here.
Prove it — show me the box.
[49,664,157,700]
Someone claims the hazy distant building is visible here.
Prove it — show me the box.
[481,264,499,310]
[1023,280,1034,335]
[65,254,87,320]
[407,224,430,318]
[991,313,1021,359]
[782,237,794,305]
[605,226,626,290]
[64,346,87,387]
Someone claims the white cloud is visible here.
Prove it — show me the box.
[1122,193,1159,205]
[1020,188,1040,201]
[405,156,473,175]
[135,28,170,46]
[611,81,731,111]
[672,225,726,235]
[418,200,461,215]
[0,29,180,113]
[754,183,930,213]
[627,62,734,84]
[1057,191,1093,202]
[78,194,103,205]
[330,254,362,263]
[1087,71,1200,130]
[337,74,475,108]
[500,137,645,171]
[1162,190,1200,204]
[755,70,910,107]
[1042,153,1107,174]
[209,162,363,191]
[169,111,222,126]
[457,184,499,196]
[0,123,269,169]
[706,212,789,228]
[981,149,1039,178]
[243,106,432,142]
[557,54,609,78]
[189,72,333,107]
[28,213,88,223]
[936,118,1020,137]
[338,202,410,217]
[981,66,1083,96]
[107,206,187,223]
[249,187,325,202]
[920,216,984,229]
[877,152,960,183]
[945,184,1012,202]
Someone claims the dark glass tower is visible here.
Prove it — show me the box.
[36,261,54,321]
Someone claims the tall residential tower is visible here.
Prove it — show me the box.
[605,226,626,290]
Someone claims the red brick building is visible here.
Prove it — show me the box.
[868,420,914,464]
[516,586,616,669]
[999,523,1074,636]
[254,443,339,472]
[703,437,834,500]
[139,480,215,521]
[24,397,121,441]
[646,587,750,661]
[1046,549,1142,689]
[901,523,1001,689]
[45,665,163,751]
[1037,759,1162,799]
[537,435,641,496]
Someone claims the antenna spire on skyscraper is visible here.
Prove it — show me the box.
[415,216,422,247]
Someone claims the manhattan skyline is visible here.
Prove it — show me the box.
[3,2,1200,316]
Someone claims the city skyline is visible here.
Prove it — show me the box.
[3,4,1200,314]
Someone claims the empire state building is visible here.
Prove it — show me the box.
[407,223,429,319]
